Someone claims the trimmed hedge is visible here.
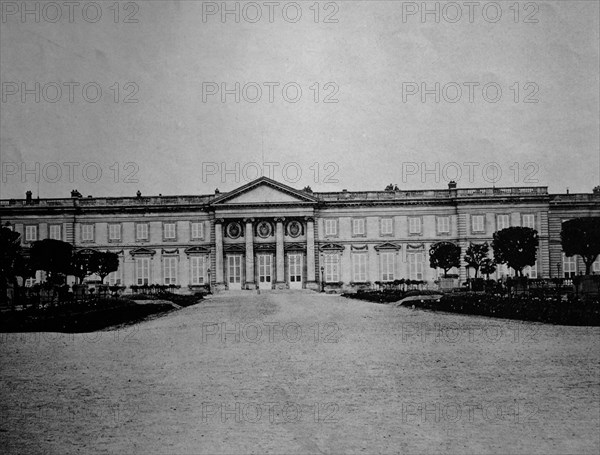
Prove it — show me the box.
[410,292,600,326]
[0,298,175,333]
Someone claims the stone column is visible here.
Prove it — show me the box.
[215,219,224,287]
[275,218,285,288]
[245,218,255,289]
[306,217,317,289]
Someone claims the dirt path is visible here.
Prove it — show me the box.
[1,291,599,454]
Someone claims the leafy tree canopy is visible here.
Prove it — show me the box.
[464,242,490,278]
[492,227,538,276]
[0,226,22,286]
[29,239,73,280]
[429,241,461,277]
[561,217,600,275]
[94,251,119,283]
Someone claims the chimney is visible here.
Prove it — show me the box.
[448,181,457,189]
[25,190,32,204]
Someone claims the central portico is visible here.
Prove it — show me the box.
[210,177,318,291]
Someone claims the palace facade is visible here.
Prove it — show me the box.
[1,177,599,292]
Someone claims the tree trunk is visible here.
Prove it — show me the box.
[584,258,592,275]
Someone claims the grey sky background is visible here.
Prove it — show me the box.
[1,0,599,199]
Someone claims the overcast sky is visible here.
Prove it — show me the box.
[1,0,599,199]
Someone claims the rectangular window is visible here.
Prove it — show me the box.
[108,269,122,286]
[136,223,149,240]
[82,224,94,242]
[48,225,61,240]
[563,254,577,278]
[352,218,365,236]
[136,257,150,285]
[523,262,538,279]
[164,223,176,239]
[324,219,337,236]
[108,224,121,241]
[380,252,395,282]
[190,256,207,285]
[408,252,424,280]
[471,215,485,233]
[522,214,535,229]
[323,253,340,282]
[496,263,509,278]
[163,257,178,285]
[380,218,393,235]
[25,225,37,242]
[352,253,367,282]
[408,217,422,235]
[497,214,510,231]
[191,222,204,240]
[593,257,600,274]
[437,216,450,234]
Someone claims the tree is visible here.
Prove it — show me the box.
[71,249,100,283]
[464,242,490,278]
[29,239,73,283]
[561,217,600,275]
[492,227,538,277]
[429,242,461,277]
[480,258,497,280]
[0,226,23,300]
[93,251,119,284]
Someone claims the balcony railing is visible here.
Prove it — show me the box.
[0,186,553,208]
[314,187,547,201]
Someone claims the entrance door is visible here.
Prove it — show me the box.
[227,255,242,290]
[288,254,303,289]
[258,254,272,290]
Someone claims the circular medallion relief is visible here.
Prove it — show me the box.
[257,221,273,238]
[227,222,242,239]
[288,221,302,238]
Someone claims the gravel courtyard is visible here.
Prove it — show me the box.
[1,291,599,454]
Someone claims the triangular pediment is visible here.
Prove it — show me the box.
[374,242,401,251]
[319,243,345,251]
[211,177,317,205]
